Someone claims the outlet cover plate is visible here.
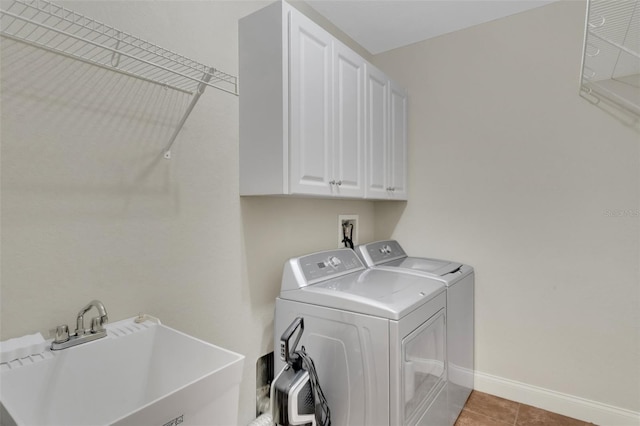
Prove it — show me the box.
[338,214,359,248]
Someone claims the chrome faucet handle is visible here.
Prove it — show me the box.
[90,316,107,333]
[53,324,70,344]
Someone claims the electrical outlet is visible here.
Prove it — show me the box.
[338,214,359,248]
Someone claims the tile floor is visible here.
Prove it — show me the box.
[455,391,595,426]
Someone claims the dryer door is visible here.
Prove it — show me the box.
[402,309,446,425]
[275,298,391,426]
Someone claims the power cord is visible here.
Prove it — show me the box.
[342,222,354,249]
[296,346,331,426]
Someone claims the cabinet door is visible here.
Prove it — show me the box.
[389,80,408,200]
[364,64,389,199]
[332,41,365,198]
[289,11,333,195]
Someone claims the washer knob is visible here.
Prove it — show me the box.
[380,245,392,254]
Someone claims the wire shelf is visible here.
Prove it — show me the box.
[0,0,238,96]
[0,0,238,158]
[588,0,639,59]
[580,0,640,117]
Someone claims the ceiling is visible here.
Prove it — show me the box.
[306,0,557,55]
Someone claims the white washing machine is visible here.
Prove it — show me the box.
[274,248,448,426]
[355,240,475,425]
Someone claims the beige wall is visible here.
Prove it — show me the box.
[2,0,639,423]
[374,0,639,415]
[0,1,374,424]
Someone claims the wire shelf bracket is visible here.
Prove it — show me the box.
[0,0,239,159]
[164,69,213,159]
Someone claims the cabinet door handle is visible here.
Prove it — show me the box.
[336,180,342,186]
[329,180,336,185]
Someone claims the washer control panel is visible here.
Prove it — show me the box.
[366,240,407,264]
[298,249,364,284]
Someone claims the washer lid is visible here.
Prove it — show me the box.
[280,268,445,320]
[383,257,463,276]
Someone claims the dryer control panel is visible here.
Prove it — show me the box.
[298,249,364,285]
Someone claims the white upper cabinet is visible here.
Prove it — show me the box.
[364,64,389,199]
[239,1,403,200]
[332,41,365,198]
[364,66,408,200]
[388,80,408,199]
[289,11,334,196]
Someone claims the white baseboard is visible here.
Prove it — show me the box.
[474,371,640,426]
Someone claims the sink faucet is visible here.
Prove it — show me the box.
[76,299,109,335]
[51,299,109,351]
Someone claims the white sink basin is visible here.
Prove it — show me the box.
[0,317,244,426]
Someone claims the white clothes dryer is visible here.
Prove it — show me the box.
[274,248,448,426]
[355,240,475,425]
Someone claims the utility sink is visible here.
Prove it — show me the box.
[0,317,244,426]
